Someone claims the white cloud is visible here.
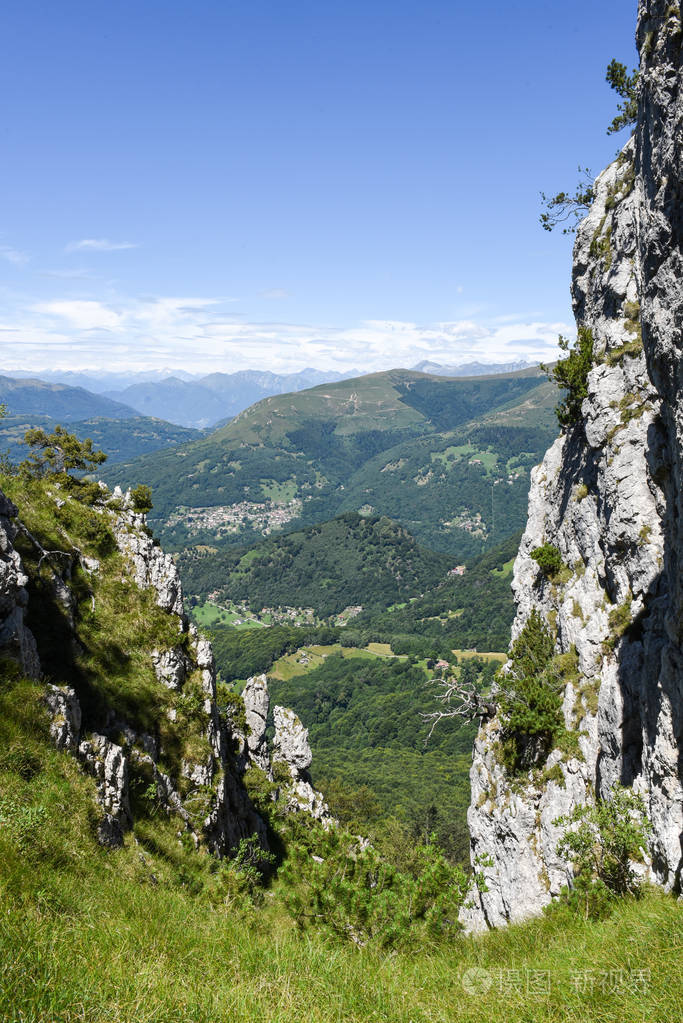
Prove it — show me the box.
[65,238,138,253]
[35,300,124,331]
[0,246,29,266]
[1,291,569,376]
[260,288,290,300]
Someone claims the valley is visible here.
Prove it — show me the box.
[0,364,542,868]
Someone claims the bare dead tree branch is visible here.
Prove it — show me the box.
[422,676,497,742]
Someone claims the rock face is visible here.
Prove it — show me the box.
[10,483,331,853]
[273,705,331,822]
[107,495,270,855]
[273,705,313,773]
[79,734,132,848]
[44,684,81,752]
[463,3,683,930]
[242,674,270,770]
[111,488,184,617]
[0,491,40,679]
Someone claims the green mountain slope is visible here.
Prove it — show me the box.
[103,367,557,559]
[356,531,521,653]
[267,648,495,861]
[179,511,451,618]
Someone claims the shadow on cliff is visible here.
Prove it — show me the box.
[605,417,683,890]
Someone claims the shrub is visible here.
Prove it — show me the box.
[603,594,633,653]
[498,611,567,772]
[530,543,564,578]
[543,327,594,428]
[282,825,470,948]
[554,784,650,918]
[130,484,153,514]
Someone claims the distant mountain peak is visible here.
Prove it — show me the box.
[411,359,538,377]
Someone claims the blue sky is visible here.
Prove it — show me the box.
[1,0,638,375]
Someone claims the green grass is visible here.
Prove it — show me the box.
[260,478,298,502]
[452,648,506,662]
[491,557,515,577]
[269,643,390,681]
[0,601,681,1022]
[193,602,265,630]
[2,708,681,1023]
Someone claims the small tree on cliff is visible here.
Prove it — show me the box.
[542,327,595,429]
[540,59,639,232]
[22,425,106,477]
[605,60,639,135]
[20,426,106,503]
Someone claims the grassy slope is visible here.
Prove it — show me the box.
[1,479,681,1021]
[1,676,681,1023]
[0,473,216,800]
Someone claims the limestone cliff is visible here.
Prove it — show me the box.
[463,0,683,930]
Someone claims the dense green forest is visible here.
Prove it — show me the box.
[357,531,521,652]
[188,528,518,655]
[180,512,453,617]
[0,413,199,465]
[268,650,498,861]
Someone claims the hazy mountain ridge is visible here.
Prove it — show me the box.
[0,374,138,422]
[101,368,364,428]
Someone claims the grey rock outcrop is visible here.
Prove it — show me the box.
[273,705,331,823]
[151,646,190,690]
[111,502,184,618]
[79,734,132,847]
[242,674,270,770]
[44,684,81,752]
[464,2,683,930]
[0,491,40,679]
[273,705,313,773]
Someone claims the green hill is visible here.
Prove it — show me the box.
[356,531,522,653]
[103,367,558,560]
[179,511,452,618]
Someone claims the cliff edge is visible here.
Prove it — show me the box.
[463,0,683,930]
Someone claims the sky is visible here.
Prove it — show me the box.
[1,0,639,377]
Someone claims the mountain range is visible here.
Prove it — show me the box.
[3,360,539,429]
[103,365,558,560]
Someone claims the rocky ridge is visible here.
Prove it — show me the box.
[463,1,683,930]
[0,480,329,854]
